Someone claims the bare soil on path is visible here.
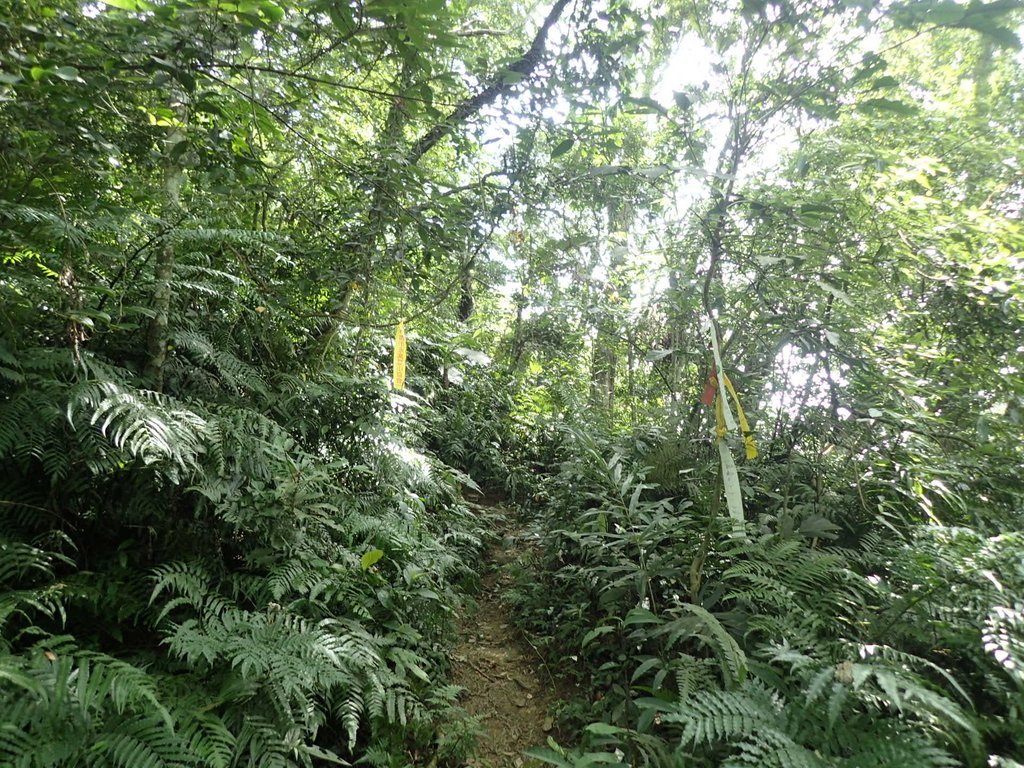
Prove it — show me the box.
[452,501,566,768]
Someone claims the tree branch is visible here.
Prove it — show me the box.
[405,0,573,166]
[203,61,463,107]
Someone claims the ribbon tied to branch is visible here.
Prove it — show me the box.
[701,369,758,460]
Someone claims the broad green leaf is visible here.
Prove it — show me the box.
[327,5,355,31]
[630,657,663,682]
[623,607,663,627]
[551,138,574,158]
[871,76,900,89]
[582,625,614,647]
[524,748,573,768]
[628,482,643,514]
[925,0,966,25]
[817,279,853,305]
[584,722,626,736]
[622,95,667,115]
[857,97,918,116]
[645,348,673,362]
[360,548,384,570]
[576,753,622,766]
[260,0,284,22]
[403,658,430,682]
[298,745,348,765]
[974,24,1021,49]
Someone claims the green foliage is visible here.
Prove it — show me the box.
[0,320,486,766]
[506,420,1023,765]
[0,189,486,766]
[2,0,1023,766]
[428,364,521,497]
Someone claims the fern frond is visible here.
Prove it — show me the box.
[0,201,91,251]
[652,603,747,687]
[664,681,781,746]
[178,710,235,768]
[233,715,290,768]
[68,380,207,477]
[332,688,364,752]
[170,329,266,395]
[842,726,959,768]
[984,602,1024,688]
[0,538,66,584]
[724,732,829,768]
[96,715,192,768]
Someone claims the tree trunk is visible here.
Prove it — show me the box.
[309,0,575,351]
[143,89,187,391]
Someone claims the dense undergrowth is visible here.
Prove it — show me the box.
[495,423,1024,768]
[0,256,491,766]
[412,347,1024,768]
[3,0,1023,766]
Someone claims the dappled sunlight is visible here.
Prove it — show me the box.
[0,0,1021,765]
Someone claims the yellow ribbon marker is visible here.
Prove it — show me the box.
[705,325,753,537]
[710,372,758,460]
[392,320,407,390]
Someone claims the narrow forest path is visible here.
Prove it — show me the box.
[452,499,564,768]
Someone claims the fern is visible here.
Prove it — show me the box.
[842,733,959,768]
[96,716,192,768]
[0,643,195,768]
[722,537,873,645]
[332,689,365,752]
[984,602,1024,689]
[0,534,73,638]
[662,669,969,768]
[649,603,747,687]
[170,329,267,396]
[232,715,290,768]
[667,680,781,746]
[0,201,92,252]
[0,183,489,768]
[762,642,981,760]
[724,733,829,768]
[177,709,235,768]
[67,380,208,476]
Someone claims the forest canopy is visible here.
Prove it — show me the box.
[0,0,1022,766]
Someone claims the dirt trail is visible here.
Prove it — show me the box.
[452,501,561,768]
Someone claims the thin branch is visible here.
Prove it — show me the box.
[203,61,463,107]
[406,0,574,165]
[453,28,514,37]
